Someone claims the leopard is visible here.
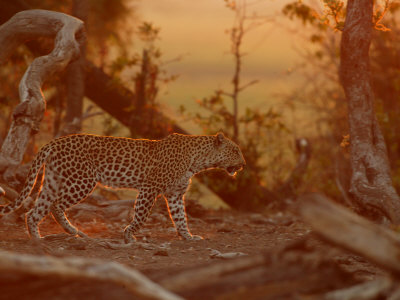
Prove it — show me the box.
[0,132,245,243]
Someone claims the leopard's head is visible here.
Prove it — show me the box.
[212,133,246,176]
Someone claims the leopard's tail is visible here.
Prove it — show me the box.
[0,146,50,215]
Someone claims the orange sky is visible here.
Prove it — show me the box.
[135,0,304,122]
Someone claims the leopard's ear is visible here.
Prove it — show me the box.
[215,132,225,147]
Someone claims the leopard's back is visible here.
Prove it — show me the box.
[50,134,158,190]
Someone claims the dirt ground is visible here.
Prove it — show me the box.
[0,195,385,299]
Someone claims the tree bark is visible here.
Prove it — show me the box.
[63,0,89,134]
[339,0,400,223]
[83,61,185,138]
[0,10,85,182]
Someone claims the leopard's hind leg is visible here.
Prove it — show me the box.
[51,166,97,237]
[51,187,96,238]
[26,166,58,239]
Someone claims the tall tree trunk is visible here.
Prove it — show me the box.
[339,0,400,223]
[63,0,89,135]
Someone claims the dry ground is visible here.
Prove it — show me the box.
[0,196,385,299]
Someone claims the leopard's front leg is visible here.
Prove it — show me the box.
[124,189,157,243]
[165,188,203,241]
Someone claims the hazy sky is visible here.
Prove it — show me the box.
[135,0,302,119]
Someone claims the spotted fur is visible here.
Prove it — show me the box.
[0,133,245,242]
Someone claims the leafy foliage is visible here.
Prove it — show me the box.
[181,1,292,209]
[109,21,178,138]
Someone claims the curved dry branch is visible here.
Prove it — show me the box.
[0,9,85,181]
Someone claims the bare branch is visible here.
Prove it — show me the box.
[238,79,259,92]
[0,10,85,178]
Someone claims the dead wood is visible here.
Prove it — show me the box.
[324,277,393,300]
[297,193,400,275]
[0,249,182,300]
[83,60,186,138]
[159,253,267,292]
[295,194,400,299]
[159,194,400,299]
[0,9,85,182]
[63,0,89,134]
[161,193,400,299]
[158,238,356,299]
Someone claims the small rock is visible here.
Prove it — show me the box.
[159,242,171,249]
[69,242,87,250]
[208,248,247,259]
[249,213,276,225]
[138,242,157,251]
[154,249,169,256]
[217,227,234,233]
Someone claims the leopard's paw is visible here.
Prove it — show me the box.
[124,232,137,244]
[181,234,203,241]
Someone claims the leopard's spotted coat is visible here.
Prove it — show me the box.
[0,133,245,243]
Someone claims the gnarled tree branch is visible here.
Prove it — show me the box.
[0,9,85,182]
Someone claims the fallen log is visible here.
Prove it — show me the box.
[156,238,357,299]
[84,60,186,137]
[0,249,182,300]
[324,277,393,300]
[156,194,400,299]
[297,193,400,275]
[159,253,267,292]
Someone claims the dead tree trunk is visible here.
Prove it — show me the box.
[339,0,400,223]
[0,10,85,183]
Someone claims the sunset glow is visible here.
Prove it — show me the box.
[137,0,301,114]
